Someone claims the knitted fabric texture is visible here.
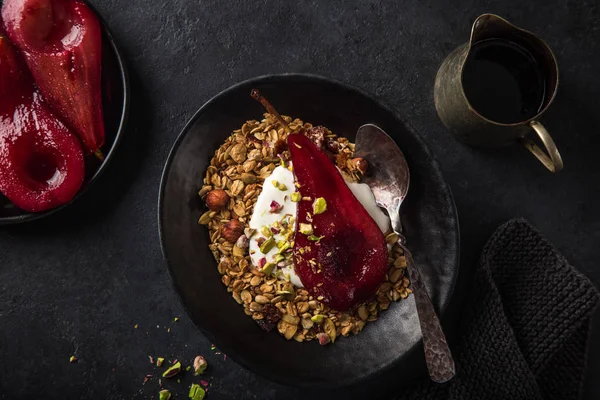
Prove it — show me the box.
[398,219,599,400]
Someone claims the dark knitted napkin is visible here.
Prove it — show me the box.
[399,219,599,400]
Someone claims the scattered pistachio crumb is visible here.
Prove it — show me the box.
[278,242,291,253]
[134,324,138,329]
[261,262,275,275]
[189,383,206,400]
[174,317,179,322]
[157,358,165,367]
[311,315,324,323]
[260,237,276,254]
[186,366,191,371]
[290,192,301,202]
[159,389,171,400]
[299,223,313,235]
[69,356,77,363]
[260,226,272,238]
[194,356,208,375]
[308,235,324,242]
[313,197,327,214]
[162,362,182,379]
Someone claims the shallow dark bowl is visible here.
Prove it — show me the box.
[0,3,129,225]
[159,74,459,388]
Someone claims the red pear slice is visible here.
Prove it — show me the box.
[2,0,104,155]
[0,34,84,212]
[288,133,388,311]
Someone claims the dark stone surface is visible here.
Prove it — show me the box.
[0,0,598,399]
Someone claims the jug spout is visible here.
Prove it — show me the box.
[469,13,523,46]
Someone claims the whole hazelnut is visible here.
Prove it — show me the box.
[222,220,244,243]
[352,157,368,175]
[205,189,229,211]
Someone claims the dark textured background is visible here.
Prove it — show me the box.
[0,0,598,399]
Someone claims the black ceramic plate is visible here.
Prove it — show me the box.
[0,2,129,225]
[159,74,459,388]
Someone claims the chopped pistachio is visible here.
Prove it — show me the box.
[260,237,276,254]
[277,182,288,191]
[278,242,291,253]
[162,361,182,378]
[308,235,324,242]
[261,262,275,275]
[186,366,191,371]
[189,383,206,400]
[323,317,337,343]
[174,317,179,322]
[159,389,172,400]
[311,315,325,323]
[156,357,165,367]
[274,254,285,263]
[271,179,280,188]
[290,192,301,202]
[69,356,77,363]
[299,223,313,235]
[260,226,272,238]
[313,197,327,214]
[276,240,286,249]
[193,356,208,375]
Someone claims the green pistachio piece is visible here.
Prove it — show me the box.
[311,314,325,323]
[162,361,182,378]
[277,182,288,191]
[323,317,337,343]
[260,237,276,254]
[261,262,275,275]
[274,254,285,263]
[308,235,324,243]
[156,357,165,367]
[313,197,327,214]
[299,223,313,235]
[193,356,208,375]
[278,242,291,253]
[260,226,272,238]
[276,240,286,249]
[271,180,280,188]
[189,383,206,400]
[290,192,301,202]
[159,389,172,400]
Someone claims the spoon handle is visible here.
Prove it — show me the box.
[398,240,456,383]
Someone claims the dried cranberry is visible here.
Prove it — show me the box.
[256,304,282,332]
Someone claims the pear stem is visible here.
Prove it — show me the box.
[250,89,291,134]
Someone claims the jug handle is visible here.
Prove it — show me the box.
[519,121,564,173]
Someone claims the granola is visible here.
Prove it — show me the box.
[198,114,411,343]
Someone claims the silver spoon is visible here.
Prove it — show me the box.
[355,123,455,383]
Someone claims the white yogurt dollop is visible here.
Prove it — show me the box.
[249,165,390,288]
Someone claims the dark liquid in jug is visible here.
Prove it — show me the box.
[462,39,546,124]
